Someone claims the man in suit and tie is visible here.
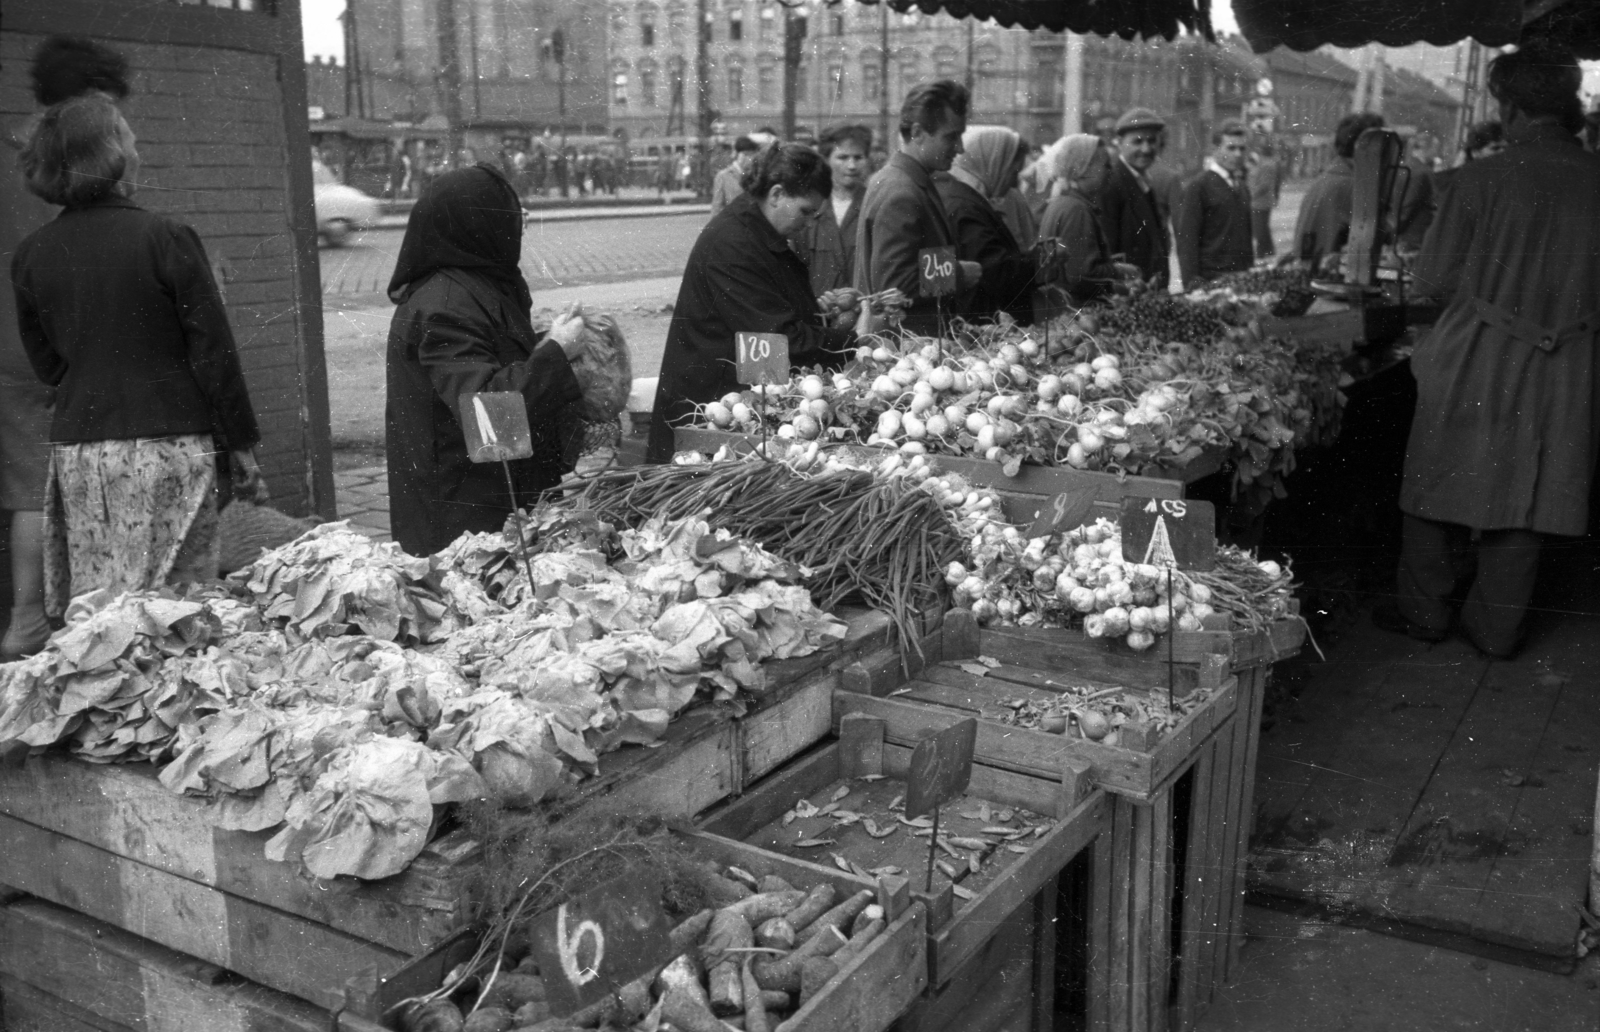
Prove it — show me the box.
[1176,119,1254,288]
[1096,107,1170,286]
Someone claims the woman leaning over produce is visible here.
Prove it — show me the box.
[937,124,1063,326]
[1038,135,1138,305]
[647,144,884,463]
[11,94,266,615]
[385,164,583,557]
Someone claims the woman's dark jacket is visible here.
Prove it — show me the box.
[792,185,863,297]
[647,193,855,463]
[937,175,1038,325]
[1039,189,1119,305]
[385,269,581,556]
[11,195,259,448]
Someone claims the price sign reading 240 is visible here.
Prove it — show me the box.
[735,331,790,386]
[918,246,958,298]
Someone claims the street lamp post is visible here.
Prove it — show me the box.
[552,27,568,197]
[782,6,806,140]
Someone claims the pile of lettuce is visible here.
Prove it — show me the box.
[0,515,846,880]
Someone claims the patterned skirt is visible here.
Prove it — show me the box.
[44,434,219,616]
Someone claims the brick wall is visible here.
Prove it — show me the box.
[1,29,328,517]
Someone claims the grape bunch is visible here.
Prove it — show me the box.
[1089,294,1232,345]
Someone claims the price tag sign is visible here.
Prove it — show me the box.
[918,246,958,298]
[459,392,534,463]
[906,718,977,819]
[1119,497,1216,571]
[1026,488,1099,540]
[527,872,674,1016]
[735,331,789,386]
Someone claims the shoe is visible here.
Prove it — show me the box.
[1370,601,1450,643]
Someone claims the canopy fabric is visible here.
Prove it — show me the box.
[1234,0,1600,58]
[853,0,1213,41]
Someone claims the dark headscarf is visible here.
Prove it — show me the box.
[387,163,530,311]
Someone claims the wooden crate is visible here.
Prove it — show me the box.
[369,832,929,1032]
[672,428,1221,527]
[0,892,387,1032]
[0,608,914,1018]
[696,732,1110,996]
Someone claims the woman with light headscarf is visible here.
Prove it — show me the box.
[1038,134,1137,304]
[937,125,1064,325]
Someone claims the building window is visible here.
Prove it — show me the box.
[759,64,777,104]
[796,64,807,100]
[935,57,957,80]
[831,14,845,35]
[829,64,845,102]
[668,8,685,43]
[611,5,628,39]
[613,73,629,107]
[728,66,744,104]
[641,68,657,106]
[862,61,881,101]
[729,11,743,40]
[641,13,655,46]
[759,5,775,40]
[899,62,917,93]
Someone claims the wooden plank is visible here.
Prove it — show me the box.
[1087,828,1113,1032]
[0,896,336,1032]
[898,910,1037,1032]
[0,974,133,1032]
[782,902,927,1032]
[0,754,467,956]
[1105,798,1135,1032]
[883,744,1064,818]
[1223,665,1268,982]
[1034,872,1060,1032]
[1148,791,1175,1031]
[1174,745,1217,1032]
[0,813,406,1013]
[698,744,841,843]
[1128,798,1154,1032]
[924,792,1109,987]
[1194,711,1237,1013]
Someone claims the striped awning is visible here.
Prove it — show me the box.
[850,0,1213,41]
[1233,0,1600,58]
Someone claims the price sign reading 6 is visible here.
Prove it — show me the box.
[528,873,673,1016]
[918,246,958,298]
[734,331,790,386]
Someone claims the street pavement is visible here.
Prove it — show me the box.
[320,209,710,300]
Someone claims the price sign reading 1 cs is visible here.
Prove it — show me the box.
[918,246,959,298]
[735,331,790,386]
[527,872,674,1016]
[1119,497,1216,571]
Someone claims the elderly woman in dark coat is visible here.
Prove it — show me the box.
[937,124,1060,325]
[1038,135,1136,305]
[11,94,264,616]
[1384,43,1600,658]
[647,144,882,463]
[385,164,582,556]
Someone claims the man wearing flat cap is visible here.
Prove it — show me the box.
[1096,108,1169,285]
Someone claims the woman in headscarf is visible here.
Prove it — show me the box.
[647,144,883,463]
[1038,134,1136,304]
[937,125,1061,326]
[385,164,583,557]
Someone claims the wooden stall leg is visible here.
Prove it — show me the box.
[1173,745,1217,1032]
[1107,799,1135,1032]
[1147,792,1174,1032]
[1088,824,1113,1032]
[1196,712,1241,1016]
[1034,874,1060,1032]
[1225,665,1268,982]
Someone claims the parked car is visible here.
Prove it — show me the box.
[312,160,379,246]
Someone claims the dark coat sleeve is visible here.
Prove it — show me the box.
[945,185,1036,322]
[158,223,260,449]
[1039,196,1116,303]
[10,241,62,388]
[864,183,933,302]
[1175,177,1204,286]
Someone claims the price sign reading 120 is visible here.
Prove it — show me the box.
[735,331,789,386]
[918,246,958,298]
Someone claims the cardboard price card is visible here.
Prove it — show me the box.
[735,331,790,386]
[1119,497,1216,571]
[1026,488,1100,540]
[905,718,978,819]
[918,246,959,298]
[460,392,534,463]
[527,873,674,1016]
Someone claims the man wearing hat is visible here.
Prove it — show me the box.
[1097,107,1170,285]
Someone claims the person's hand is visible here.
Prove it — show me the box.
[231,449,269,505]
[818,288,861,316]
[957,260,983,291]
[854,295,884,337]
[1035,240,1068,275]
[1113,262,1143,280]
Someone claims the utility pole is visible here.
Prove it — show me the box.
[783,7,806,140]
[878,4,890,151]
[964,19,975,95]
[436,0,464,162]
[697,0,711,196]
[1061,33,1084,135]
[552,28,567,156]
[1369,47,1386,115]
[468,0,482,120]
[1353,45,1372,112]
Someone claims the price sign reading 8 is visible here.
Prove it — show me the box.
[918,246,958,298]
[734,331,790,386]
